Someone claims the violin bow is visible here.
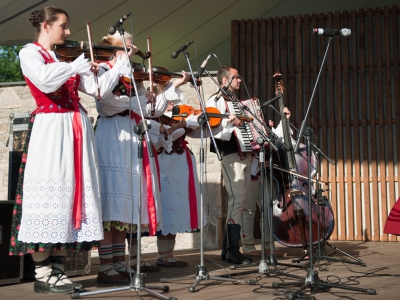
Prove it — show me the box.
[86,22,101,101]
[147,36,156,116]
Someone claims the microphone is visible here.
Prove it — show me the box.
[312,28,351,37]
[258,95,281,109]
[171,40,194,59]
[214,75,236,102]
[196,54,211,78]
[108,12,131,35]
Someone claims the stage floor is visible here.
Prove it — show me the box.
[1,240,399,300]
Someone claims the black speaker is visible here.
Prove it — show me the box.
[0,201,23,285]
[7,113,30,201]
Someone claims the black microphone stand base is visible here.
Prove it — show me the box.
[160,265,256,293]
[291,241,366,267]
[272,269,376,300]
[71,273,175,300]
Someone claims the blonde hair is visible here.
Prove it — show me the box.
[101,31,133,47]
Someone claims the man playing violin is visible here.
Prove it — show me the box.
[206,66,253,264]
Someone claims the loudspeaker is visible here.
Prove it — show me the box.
[0,201,23,285]
[7,113,30,201]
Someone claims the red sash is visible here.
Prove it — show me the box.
[129,111,160,236]
[182,140,199,229]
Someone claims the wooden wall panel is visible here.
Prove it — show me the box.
[231,5,400,242]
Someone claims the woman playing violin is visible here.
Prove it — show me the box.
[152,76,206,268]
[93,31,185,282]
[9,6,104,295]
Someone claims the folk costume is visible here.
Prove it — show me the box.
[10,42,104,293]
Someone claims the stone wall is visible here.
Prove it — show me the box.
[0,77,225,250]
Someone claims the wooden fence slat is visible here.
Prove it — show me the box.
[332,11,346,241]
[239,19,246,99]
[287,16,295,119]
[378,7,392,241]
[246,20,253,97]
[253,19,259,99]
[358,9,371,241]
[260,19,267,105]
[303,14,311,128]
[342,10,354,241]
[264,17,274,121]
[295,15,303,129]
[366,9,379,241]
[350,9,363,241]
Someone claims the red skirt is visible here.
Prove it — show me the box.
[384,197,400,236]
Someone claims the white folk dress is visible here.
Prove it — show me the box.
[17,43,104,244]
[94,66,181,232]
[157,109,206,235]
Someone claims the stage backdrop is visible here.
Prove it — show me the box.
[231,5,400,242]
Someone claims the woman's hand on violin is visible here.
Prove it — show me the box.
[226,114,237,123]
[233,118,243,127]
[172,70,190,88]
[165,119,186,135]
[90,62,100,74]
[145,91,156,104]
[127,44,138,57]
[226,114,242,127]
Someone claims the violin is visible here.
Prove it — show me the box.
[124,66,201,86]
[53,40,151,62]
[171,104,253,128]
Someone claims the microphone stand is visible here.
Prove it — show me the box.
[71,25,174,300]
[271,36,375,299]
[159,48,255,292]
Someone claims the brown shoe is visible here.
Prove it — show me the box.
[131,262,162,272]
[155,258,188,267]
[96,269,129,284]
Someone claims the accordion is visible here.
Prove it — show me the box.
[226,98,269,153]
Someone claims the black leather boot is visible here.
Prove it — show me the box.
[221,227,227,261]
[226,224,252,264]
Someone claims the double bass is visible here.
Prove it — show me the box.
[271,73,334,250]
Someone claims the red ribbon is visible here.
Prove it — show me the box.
[130,111,160,236]
[182,140,198,229]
